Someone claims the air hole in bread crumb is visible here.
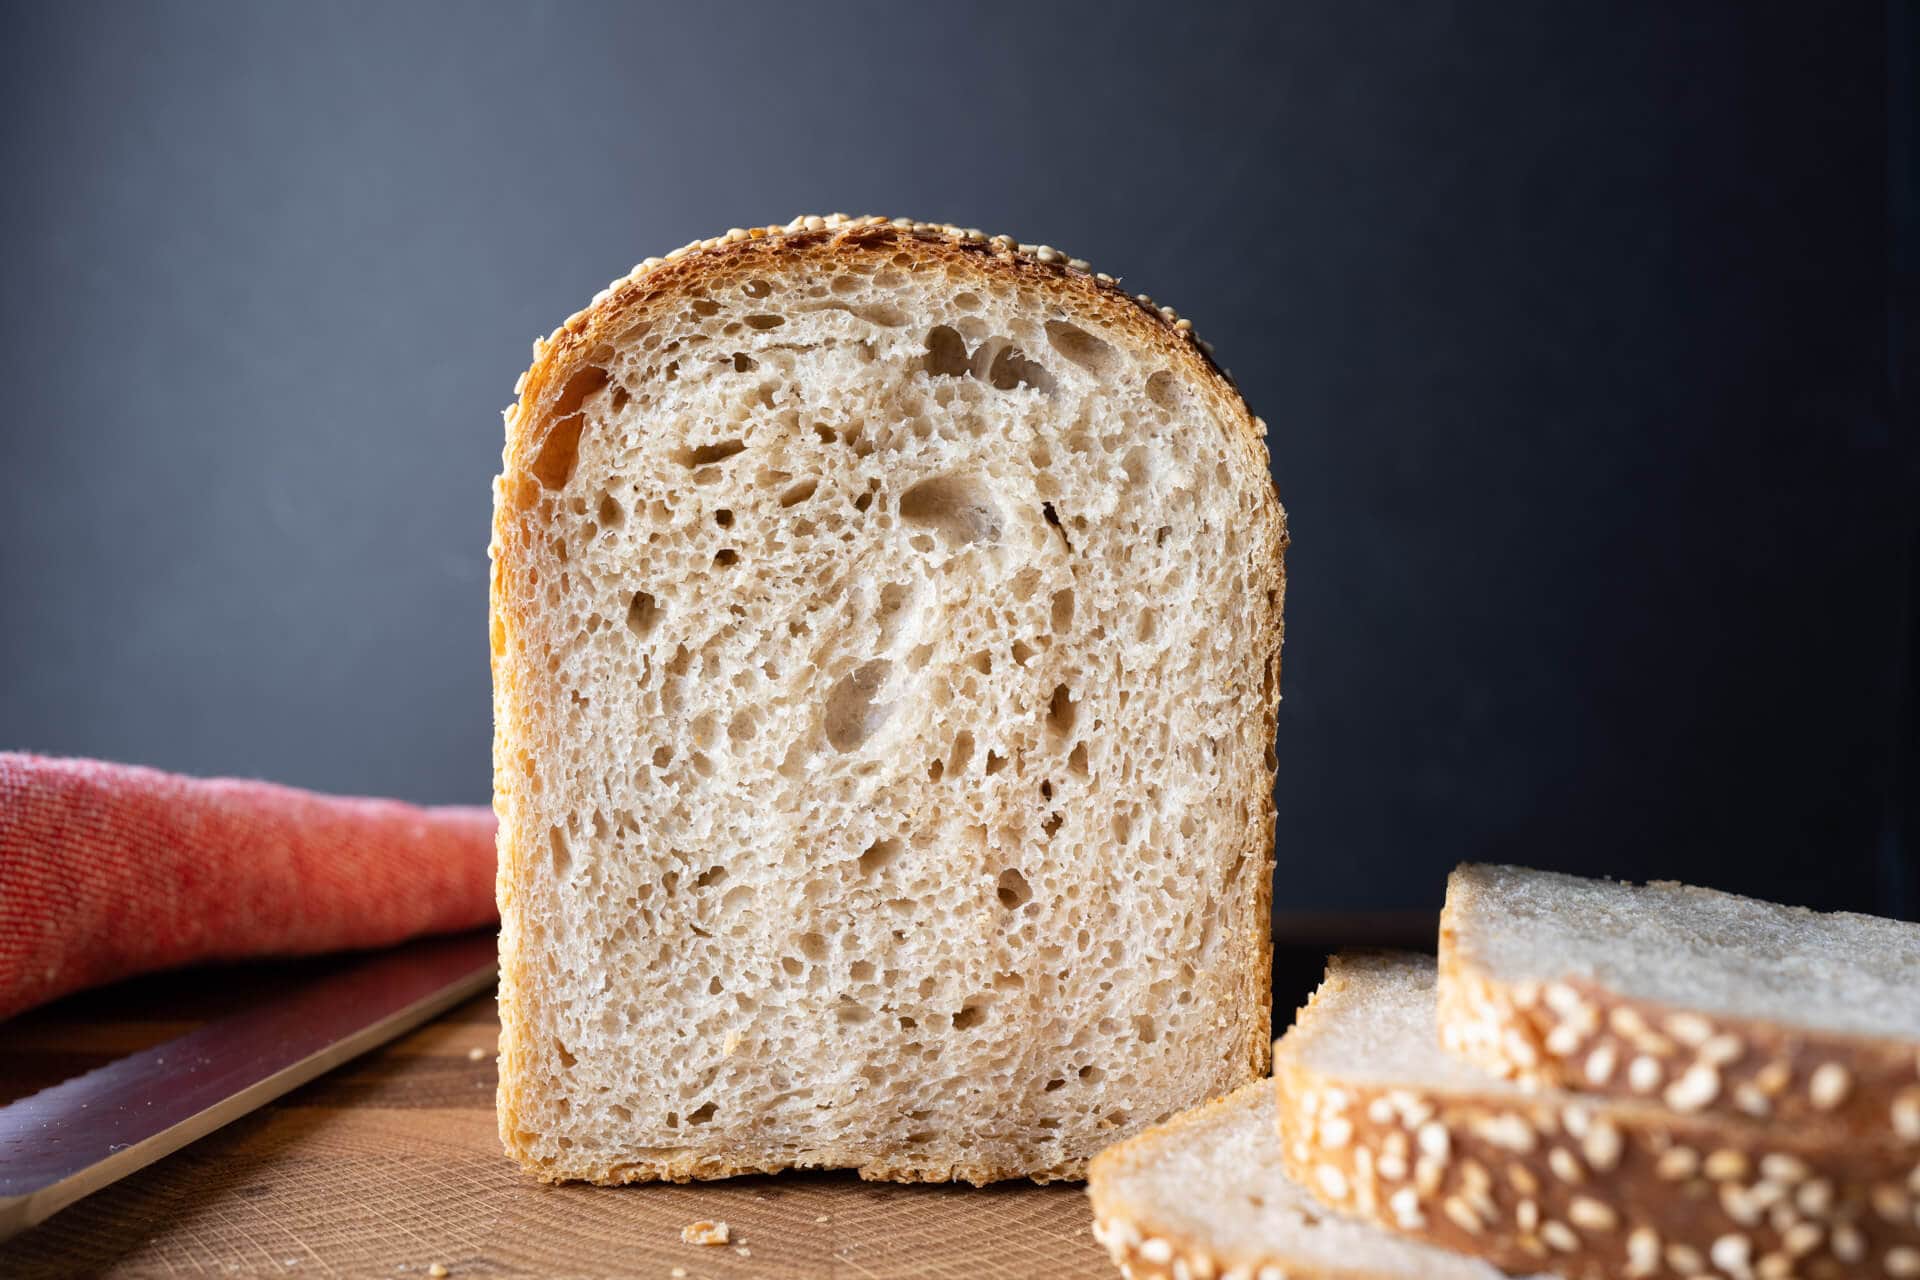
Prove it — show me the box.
[984,750,1007,776]
[742,278,771,298]
[1145,369,1180,409]
[780,956,803,977]
[1050,588,1075,633]
[779,479,818,507]
[858,837,902,875]
[531,416,585,490]
[548,828,571,879]
[952,1002,987,1031]
[1068,742,1089,777]
[825,660,893,752]
[552,1037,577,1068]
[836,998,872,1025]
[694,865,727,889]
[674,439,747,467]
[1046,684,1077,737]
[986,345,1054,394]
[1010,640,1036,666]
[626,591,662,637]
[850,960,875,981]
[996,868,1032,909]
[713,549,739,568]
[730,352,756,373]
[799,932,828,962]
[652,744,673,768]
[708,975,724,995]
[686,1102,717,1125]
[1042,812,1064,839]
[923,326,971,377]
[714,509,733,528]
[1045,321,1116,375]
[1132,1014,1158,1044]
[596,493,624,527]
[1079,1064,1105,1083]
[1041,502,1073,551]
[900,474,1002,547]
[743,313,785,330]
[948,730,975,774]
[853,490,874,514]
[553,364,609,416]
[1044,1077,1066,1092]
[926,759,944,782]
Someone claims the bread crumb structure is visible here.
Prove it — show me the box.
[491,216,1287,1185]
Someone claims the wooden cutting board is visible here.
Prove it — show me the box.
[0,918,1426,1279]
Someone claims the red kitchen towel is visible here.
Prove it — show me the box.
[0,753,497,1022]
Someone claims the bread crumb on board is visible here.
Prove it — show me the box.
[670,1269,687,1279]
[680,1220,730,1246]
[426,1266,449,1279]
[465,1047,486,1062]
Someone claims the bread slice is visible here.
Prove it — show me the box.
[1089,1081,1551,1280]
[1274,953,1920,1280]
[490,215,1288,1185]
[1438,863,1920,1147]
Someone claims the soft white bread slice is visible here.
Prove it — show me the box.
[1088,1081,1550,1280]
[490,215,1287,1185]
[1274,953,1920,1280]
[1438,863,1920,1146]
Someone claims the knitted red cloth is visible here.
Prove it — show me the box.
[0,753,497,1022]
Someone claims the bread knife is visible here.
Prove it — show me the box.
[0,929,497,1240]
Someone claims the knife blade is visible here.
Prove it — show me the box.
[0,929,497,1240]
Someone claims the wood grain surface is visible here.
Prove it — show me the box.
[0,918,1428,1279]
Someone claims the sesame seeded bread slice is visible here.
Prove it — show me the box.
[1089,1081,1551,1280]
[1274,953,1920,1280]
[1437,863,1920,1146]
[492,215,1287,1185]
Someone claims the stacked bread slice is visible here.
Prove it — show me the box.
[1089,865,1920,1280]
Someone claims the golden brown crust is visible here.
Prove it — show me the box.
[1274,1042,1920,1279]
[1436,910,1920,1150]
[491,214,1286,1186]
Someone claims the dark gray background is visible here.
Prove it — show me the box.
[2,3,1910,915]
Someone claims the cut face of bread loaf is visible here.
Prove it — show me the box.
[1089,1081,1549,1280]
[1274,954,1920,1280]
[1438,863,1920,1146]
[490,216,1287,1184]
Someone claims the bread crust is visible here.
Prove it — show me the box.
[1437,876,1920,1150]
[1275,961,1920,1280]
[491,215,1287,1186]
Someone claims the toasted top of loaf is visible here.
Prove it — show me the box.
[1089,1082,1545,1280]
[490,215,1286,1184]
[1443,863,1920,1041]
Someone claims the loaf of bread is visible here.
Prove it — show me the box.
[1089,1081,1551,1280]
[490,215,1287,1184]
[1274,953,1920,1280]
[1437,863,1920,1147]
